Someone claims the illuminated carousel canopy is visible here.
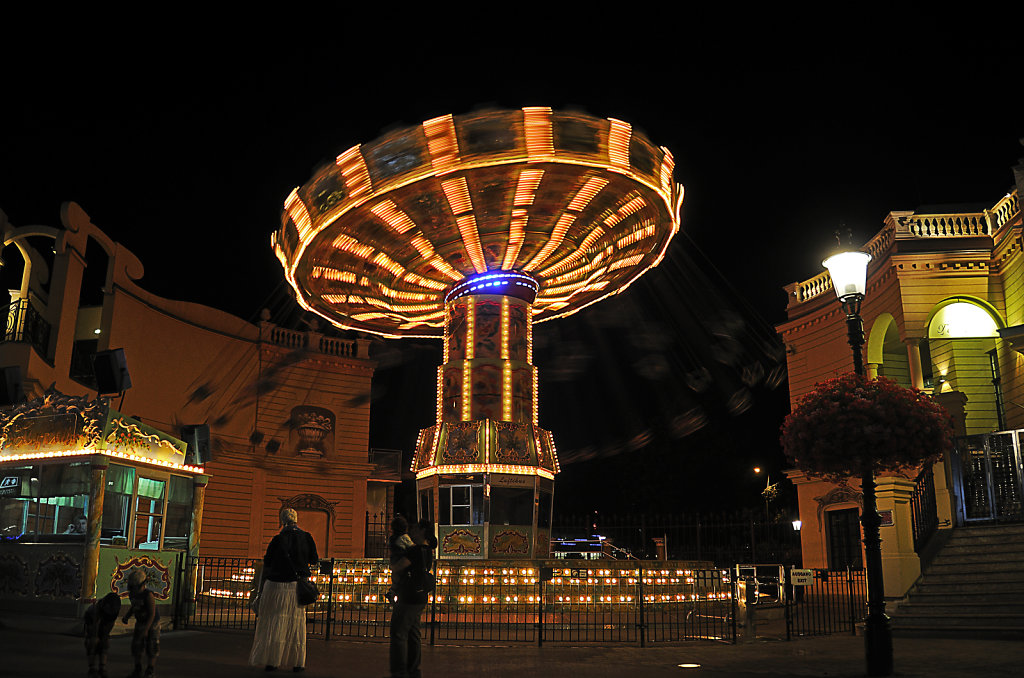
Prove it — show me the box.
[274,107,684,338]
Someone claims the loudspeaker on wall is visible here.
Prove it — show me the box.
[182,424,211,465]
[92,348,132,395]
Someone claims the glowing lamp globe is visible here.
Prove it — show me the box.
[822,250,871,301]
[274,107,683,558]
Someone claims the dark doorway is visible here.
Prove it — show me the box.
[826,508,863,569]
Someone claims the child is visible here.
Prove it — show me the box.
[122,569,160,678]
[387,516,413,603]
[84,591,121,678]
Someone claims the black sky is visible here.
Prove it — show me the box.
[2,26,1021,515]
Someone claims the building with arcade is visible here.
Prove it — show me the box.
[778,160,1024,600]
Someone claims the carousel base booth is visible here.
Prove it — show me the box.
[0,391,208,629]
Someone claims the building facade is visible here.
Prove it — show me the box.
[778,166,1024,596]
[1,202,390,563]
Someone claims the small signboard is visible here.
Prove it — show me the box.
[0,475,20,497]
[879,510,894,527]
[790,569,814,585]
[489,473,534,488]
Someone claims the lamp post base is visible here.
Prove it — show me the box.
[864,612,893,676]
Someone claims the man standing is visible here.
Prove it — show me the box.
[388,519,434,678]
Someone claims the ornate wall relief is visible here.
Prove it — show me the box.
[289,406,335,458]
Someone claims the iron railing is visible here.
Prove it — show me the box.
[910,464,939,553]
[182,556,735,645]
[785,567,866,639]
[184,558,865,644]
[2,299,52,360]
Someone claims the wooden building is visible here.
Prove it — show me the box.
[0,202,393,570]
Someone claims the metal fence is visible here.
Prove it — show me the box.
[184,558,865,645]
[2,298,52,360]
[910,464,939,553]
[183,557,734,645]
[785,568,866,639]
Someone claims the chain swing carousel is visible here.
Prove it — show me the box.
[274,107,682,559]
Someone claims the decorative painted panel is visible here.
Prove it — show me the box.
[441,365,463,423]
[507,303,529,361]
[471,363,501,420]
[473,300,502,359]
[439,526,483,558]
[441,422,483,465]
[490,527,532,558]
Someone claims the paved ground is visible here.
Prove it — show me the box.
[2,621,1023,677]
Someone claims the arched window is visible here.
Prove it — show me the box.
[928,301,1000,339]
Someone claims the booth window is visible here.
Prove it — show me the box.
[163,475,193,550]
[489,487,534,525]
[537,490,552,529]
[418,489,433,524]
[439,485,483,525]
[0,462,89,541]
[134,477,165,549]
[103,466,192,550]
[102,464,135,544]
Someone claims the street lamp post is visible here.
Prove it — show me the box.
[822,249,893,677]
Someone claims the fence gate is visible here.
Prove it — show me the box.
[952,432,1024,523]
[785,568,865,638]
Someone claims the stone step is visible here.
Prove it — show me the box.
[907,591,1024,605]
[937,544,1024,561]
[915,579,1024,594]
[945,525,1024,545]
[890,612,1024,628]
[931,549,1024,565]
[925,560,1024,575]
[892,624,1024,640]
[897,606,1024,622]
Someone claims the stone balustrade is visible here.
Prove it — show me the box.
[788,190,1020,305]
[261,322,366,358]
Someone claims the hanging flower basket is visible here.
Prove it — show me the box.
[780,374,955,483]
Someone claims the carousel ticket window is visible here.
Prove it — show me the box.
[0,461,91,540]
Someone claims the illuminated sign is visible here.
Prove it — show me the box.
[0,413,79,456]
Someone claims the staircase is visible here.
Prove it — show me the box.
[893,523,1024,638]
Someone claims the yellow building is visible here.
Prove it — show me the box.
[778,173,1024,599]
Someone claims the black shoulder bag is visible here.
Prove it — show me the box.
[283,531,320,606]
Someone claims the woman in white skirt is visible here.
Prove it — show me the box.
[249,508,320,672]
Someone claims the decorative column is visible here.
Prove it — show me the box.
[905,339,925,390]
[80,455,108,608]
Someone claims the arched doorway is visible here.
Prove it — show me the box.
[279,494,335,557]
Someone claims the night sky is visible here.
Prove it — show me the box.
[3,30,1021,517]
